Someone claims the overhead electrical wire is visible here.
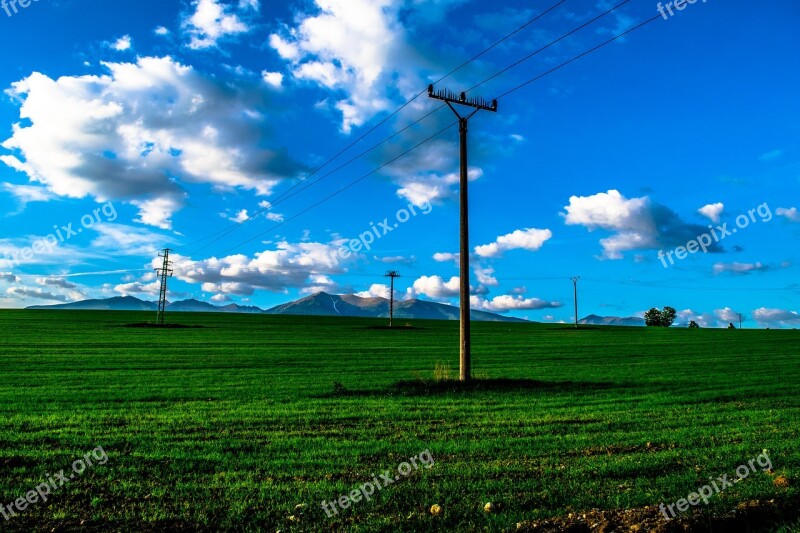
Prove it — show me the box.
[488,275,796,292]
[265,0,636,224]
[579,278,797,292]
[9,0,581,280]
[175,0,572,254]
[22,3,667,281]
[178,104,448,259]
[210,122,459,258]
[465,0,632,94]
[180,3,659,266]
[493,12,664,101]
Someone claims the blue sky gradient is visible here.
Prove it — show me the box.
[0,0,798,327]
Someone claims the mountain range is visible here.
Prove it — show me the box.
[26,296,263,314]
[26,292,525,322]
[27,293,647,326]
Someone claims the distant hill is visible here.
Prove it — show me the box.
[219,303,264,314]
[27,296,158,311]
[166,299,222,313]
[579,314,645,327]
[27,292,525,322]
[266,292,373,317]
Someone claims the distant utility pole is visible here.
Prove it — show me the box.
[571,276,580,329]
[428,84,497,382]
[155,248,173,326]
[385,270,401,327]
[737,313,743,330]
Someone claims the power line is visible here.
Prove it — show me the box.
[250,0,570,211]
[434,0,570,83]
[270,0,638,226]
[209,122,458,259]
[175,3,640,265]
[178,99,430,254]
[580,278,797,292]
[493,13,665,101]
[18,5,664,282]
[175,105,448,261]
[175,0,572,254]
[467,0,632,95]
[480,275,799,292]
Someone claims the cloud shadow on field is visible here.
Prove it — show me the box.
[358,325,425,331]
[319,378,632,398]
[392,378,628,396]
[121,323,207,329]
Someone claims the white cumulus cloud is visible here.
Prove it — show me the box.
[471,294,562,313]
[753,308,800,328]
[433,252,459,263]
[261,71,284,89]
[269,0,404,133]
[474,228,552,258]
[698,202,724,223]
[563,190,722,259]
[144,238,353,297]
[183,0,257,50]
[1,57,305,229]
[407,275,459,299]
[355,283,391,299]
[111,35,132,51]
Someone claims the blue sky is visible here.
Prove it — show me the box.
[0,0,798,327]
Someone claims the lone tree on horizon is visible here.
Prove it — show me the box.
[644,306,677,327]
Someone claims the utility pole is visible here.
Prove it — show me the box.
[385,271,400,327]
[571,276,580,329]
[155,248,173,326]
[737,313,743,330]
[428,85,497,382]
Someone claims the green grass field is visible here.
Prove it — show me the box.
[0,310,798,531]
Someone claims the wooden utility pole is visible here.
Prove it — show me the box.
[385,271,400,327]
[155,248,173,326]
[571,276,580,329]
[428,85,497,382]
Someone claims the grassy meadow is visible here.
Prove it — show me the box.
[0,310,798,531]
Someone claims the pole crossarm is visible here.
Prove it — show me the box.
[428,85,498,113]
